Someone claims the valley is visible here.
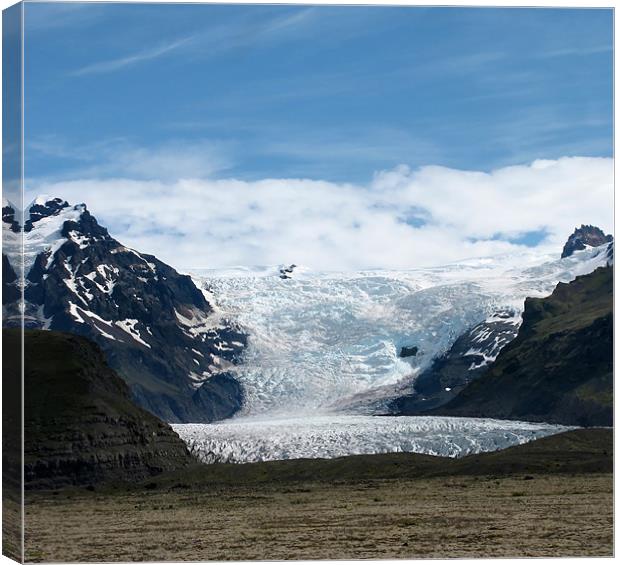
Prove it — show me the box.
[3,197,614,562]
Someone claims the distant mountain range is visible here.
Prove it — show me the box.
[2,197,247,423]
[3,196,614,428]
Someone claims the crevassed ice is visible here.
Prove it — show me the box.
[172,415,575,464]
[189,246,608,417]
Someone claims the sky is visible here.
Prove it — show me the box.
[22,3,614,270]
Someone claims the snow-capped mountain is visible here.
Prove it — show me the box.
[561,225,613,258]
[3,196,613,423]
[190,239,612,418]
[2,197,247,423]
[436,264,613,426]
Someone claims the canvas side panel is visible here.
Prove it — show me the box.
[2,2,24,563]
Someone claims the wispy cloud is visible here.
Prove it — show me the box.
[25,3,106,32]
[67,8,316,77]
[430,51,506,75]
[69,35,196,76]
[540,44,612,59]
[255,127,441,165]
[27,136,233,181]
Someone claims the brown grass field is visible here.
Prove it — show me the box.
[23,429,613,562]
[25,473,612,562]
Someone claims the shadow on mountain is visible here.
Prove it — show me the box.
[4,329,195,490]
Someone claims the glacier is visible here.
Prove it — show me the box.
[189,245,609,417]
[177,246,607,464]
[172,415,575,464]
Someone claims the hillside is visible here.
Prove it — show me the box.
[4,329,195,489]
[437,266,613,426]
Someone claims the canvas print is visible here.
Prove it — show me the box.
[2,2,614,562]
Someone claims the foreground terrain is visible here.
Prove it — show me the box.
[25,429,612,561]
[5,329,194,489]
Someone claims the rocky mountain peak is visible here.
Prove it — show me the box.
[2,197,247,423]
[25,197,71,231]
[561,225,613,258]
[2,200,20,233]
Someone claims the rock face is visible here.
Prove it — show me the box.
[436,266,613,426]
[279,264,298,279]
[2,200,20,233]
[2,197,247,423]
[399,346,418,358]
[561,225,613,258]
[390,310,521,414]
[2,201,21,323]
[4,329,195,489]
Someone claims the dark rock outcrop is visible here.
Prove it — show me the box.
[390,311,521,415]
[399,346,418,358]
[279,264,297,279]
[4,329,195,489]
[2,254,19,307]
[2,201,20,233]
[436,266,613,427]
[561,225,613,258]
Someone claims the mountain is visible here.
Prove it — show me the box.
[2,197,247,423]
[561,225,613,258]
[388,309,521,414]
[2,200,21,322]
[4,329,195,489]
[387,231,613,419]
[435,265,613,426]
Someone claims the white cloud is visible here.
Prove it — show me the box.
[29,156,613,271]
[27,138,231,181]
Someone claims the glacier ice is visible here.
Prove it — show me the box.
[189,245,609,417]
[172,415,574,464]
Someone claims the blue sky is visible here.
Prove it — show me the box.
[24,3,612,183]
[21,3,614,269]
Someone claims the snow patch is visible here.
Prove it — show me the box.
[114,319,151,348]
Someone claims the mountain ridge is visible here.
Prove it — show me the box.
[434,265,613,426]
[561,224,613,258]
